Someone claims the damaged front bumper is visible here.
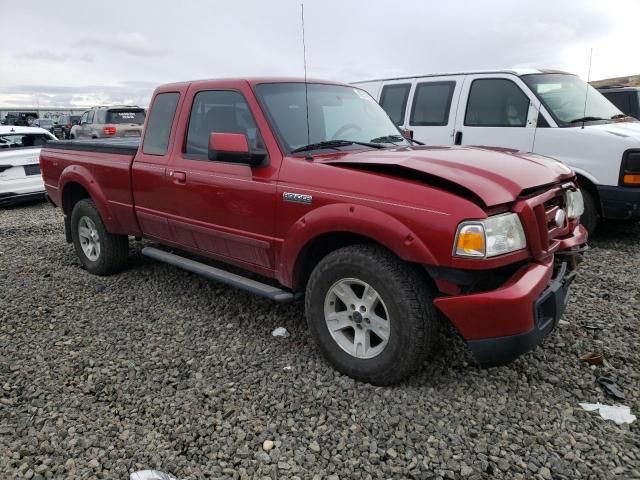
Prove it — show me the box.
[434,239,586,367]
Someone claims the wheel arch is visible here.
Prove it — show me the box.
[59,166,122,233]
[280,203,438,290]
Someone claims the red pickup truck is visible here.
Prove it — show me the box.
[40,78,587,384]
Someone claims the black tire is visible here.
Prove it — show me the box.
[580,187,599,235]
[70,199,129,275]
[305,244,438,385]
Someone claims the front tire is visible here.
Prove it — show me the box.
[70,199,129,275]
[580,188,599,235]
[305,245,438,385]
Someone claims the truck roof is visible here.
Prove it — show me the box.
[157,77,352,90]
[351,68,575,84]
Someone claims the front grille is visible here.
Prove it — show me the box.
[515,184,575,260]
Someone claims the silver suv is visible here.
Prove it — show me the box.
[70,106,146,139]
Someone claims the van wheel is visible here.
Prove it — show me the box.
[580,188,599,235]
[70,199,129,275]
[305,244,437,385]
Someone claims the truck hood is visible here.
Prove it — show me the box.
[319,146,574,206]
[584,121,640,141]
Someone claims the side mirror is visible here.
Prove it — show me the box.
[208,132,266,166]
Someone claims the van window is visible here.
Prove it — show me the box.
[143,92,180,156]
[410,81,455,126]
[379,83,411,126]
[602,92,631,115]
[185,90,259,159]
[465,79,530,127]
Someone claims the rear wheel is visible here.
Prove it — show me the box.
[70,199,129,275]
[305,244,438,385]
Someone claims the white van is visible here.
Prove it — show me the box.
[354,69,640,233]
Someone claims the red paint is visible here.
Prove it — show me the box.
[209,132,249,154]
[39,77,587,344]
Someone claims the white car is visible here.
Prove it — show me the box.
[354,69,640,233]
[0,126,56,206]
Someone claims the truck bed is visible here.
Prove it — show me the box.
[45,138,140,155]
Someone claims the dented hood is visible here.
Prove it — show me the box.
[319,146,574,206]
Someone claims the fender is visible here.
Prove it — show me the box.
[570,166,601,188]
[278,202,437,287]
[59,164,123,234]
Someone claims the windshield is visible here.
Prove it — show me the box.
[522,74,622,126]
[255,83,409,152]
[0,133,51,149]
[107,110,145,124]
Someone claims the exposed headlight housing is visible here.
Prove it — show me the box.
[454,213,526,258]
[566,189,584,219]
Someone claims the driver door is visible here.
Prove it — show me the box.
[163,85,280,271]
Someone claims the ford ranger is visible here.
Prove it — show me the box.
[39,78,587,385]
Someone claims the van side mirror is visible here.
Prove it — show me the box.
[208,132,266,167]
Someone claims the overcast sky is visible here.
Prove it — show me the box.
[2,0,639,108]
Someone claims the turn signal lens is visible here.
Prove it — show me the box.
[623,174,640,185]
[455,225,485,257]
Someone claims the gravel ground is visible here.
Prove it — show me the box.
[1,201,639,480]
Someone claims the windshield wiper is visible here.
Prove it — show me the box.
[370,134,425,146]
[611,113,630,120]
[370,134,404,144]
[291,140,386,154]
[569,116,606,124]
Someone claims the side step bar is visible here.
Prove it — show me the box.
[142,247,296,303]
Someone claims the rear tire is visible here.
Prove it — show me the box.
[70,199,129,275]
[580,188,599,235]
[305,244,438,385]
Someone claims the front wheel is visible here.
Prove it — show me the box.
[70,199,129,275]
[580,188,599,235]
[305,245,438,385]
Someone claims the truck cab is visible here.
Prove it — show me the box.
[355,69,640,233]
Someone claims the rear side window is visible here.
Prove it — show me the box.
[87,111,95,123]
[185,90,259,159]
[107,110,145,124]
[410,81,455,126]
[143,92,180,155]
[465,79,530,127]
[379,83,411,126]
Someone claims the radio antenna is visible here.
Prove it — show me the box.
[582,48,593,130]
[301,2,312,157]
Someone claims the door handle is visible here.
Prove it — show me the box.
[168,170,186,183]
[454,131,463,145]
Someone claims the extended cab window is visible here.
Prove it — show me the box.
[379,83,411,126]
[87,111,95,124]
[465,79,530,127]
[143,93,180,155]
[410,81,455,126]
[185,90,259,159]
